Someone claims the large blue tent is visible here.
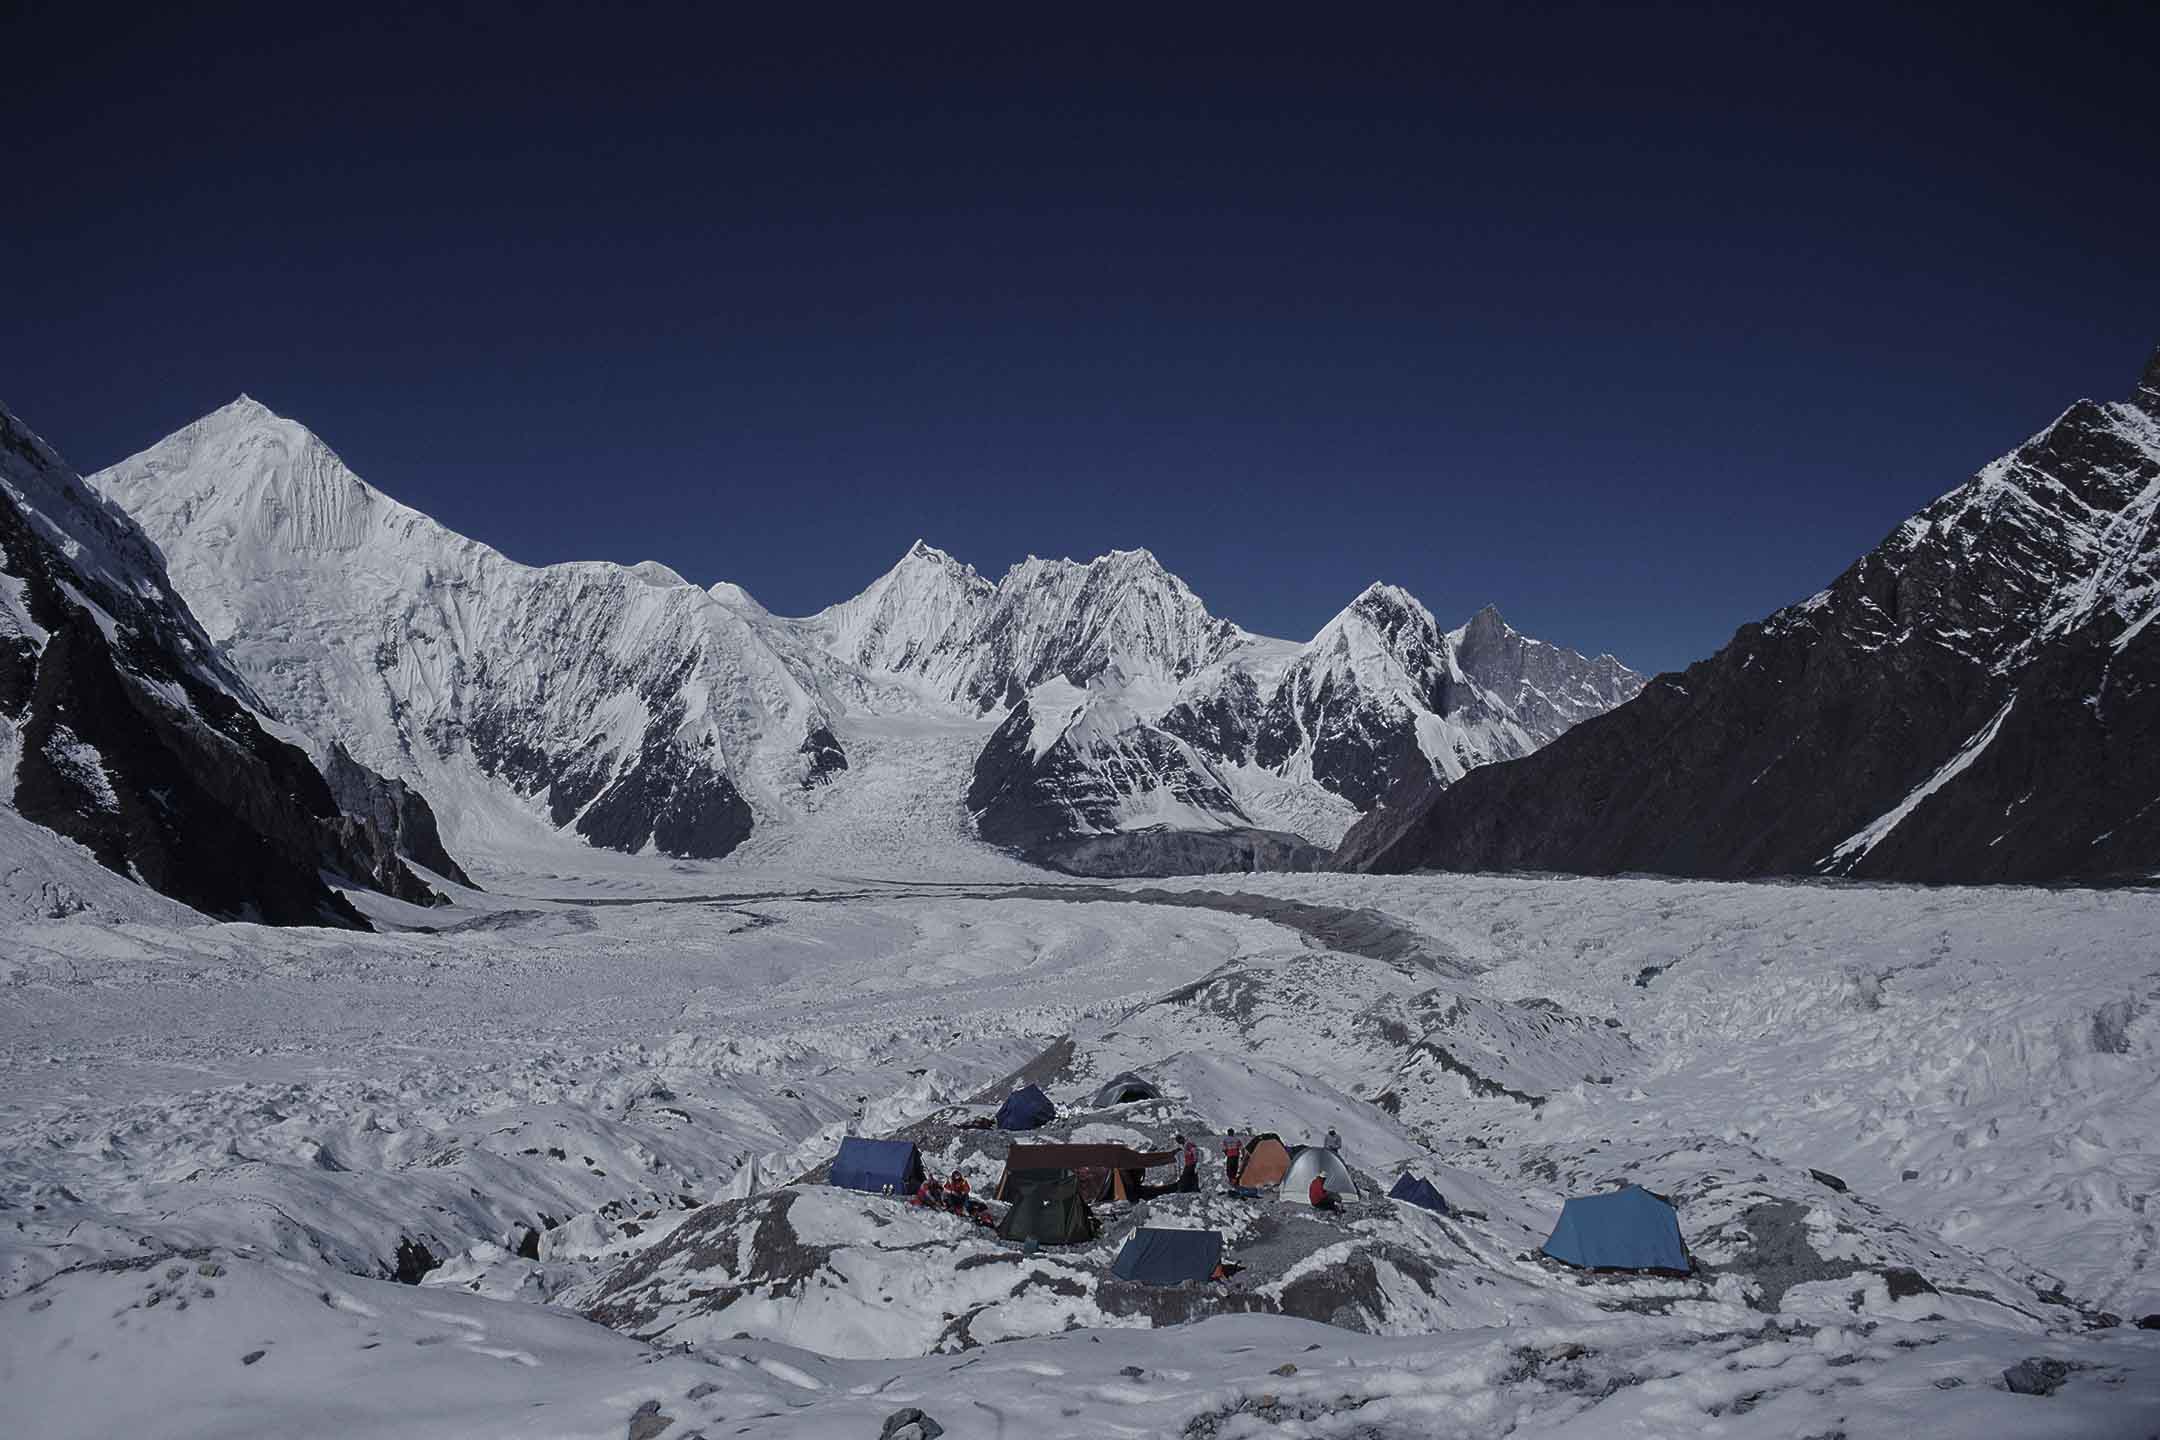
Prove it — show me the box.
[1110,1227,1224,1285]
[1388,1173,1450,1215]
[1540,1185,1690,1272]
[994,1083,1056,1131]
[830,1137,926,1196]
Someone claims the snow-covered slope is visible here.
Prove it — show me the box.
[1339,346,2160,883]
[94,399,848,865]
[1,401,439,925]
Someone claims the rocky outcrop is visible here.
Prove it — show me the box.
[320,741,474,888]
[967,689,1250,851]
[1337,347,2160,884]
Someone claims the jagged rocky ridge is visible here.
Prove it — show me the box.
[0,403,442,926]
[1336,347,2160,883]
[966,582,1644,860]
[89,399,1642,871]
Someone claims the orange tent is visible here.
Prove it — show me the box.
[1237,1135,1292,1188]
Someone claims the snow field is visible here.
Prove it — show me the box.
[2,866,2157,1436]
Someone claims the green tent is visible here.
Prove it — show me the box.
[996,1170,1096,1245]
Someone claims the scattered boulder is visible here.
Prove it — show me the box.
[1808,1169,1848,1193]
[2002,1357,2072,1396]
[512,1224,541,1261]
[627,1398,674,1440]
[880,1409,944,1440]
[392,1237,441,1284]
[1881,1267,1936,1300]
[2137,1314,2160,1330]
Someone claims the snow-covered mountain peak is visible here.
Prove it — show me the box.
[627,560,692,589]
[805,538,993,683]
[93,406,852,863]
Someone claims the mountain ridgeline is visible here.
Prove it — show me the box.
[1336,347,2160,885]
[69,397,1642,890]
[15,347,2143,916]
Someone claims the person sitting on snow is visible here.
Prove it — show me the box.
[914,1177,945,1209]
[1309,1173,1338,1212]
[945,1169,972,1212]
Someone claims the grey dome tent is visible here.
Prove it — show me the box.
[1388,1173,1449,1215]
[1541,1185,1690,1273]
[829,1137,925,1196]
[1110,1227,1223,1285]
[996,1171,1095,1245]
[1091,1072,1161,1107]
[995,1083,1056,1131]
[1281,1144,1358,1204]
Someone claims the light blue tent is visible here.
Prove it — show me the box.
[1540,1185,1690,1273]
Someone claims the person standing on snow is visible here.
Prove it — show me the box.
[1176,1134,1199,1193]
[1324,1127,1342,1157]
[1223,1129,1243,1186]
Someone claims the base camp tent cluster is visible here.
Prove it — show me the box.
[827,1090,1693,1294]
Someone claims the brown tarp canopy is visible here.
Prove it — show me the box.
[996,1143,1178,1204]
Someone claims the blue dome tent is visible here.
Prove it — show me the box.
[1110,1227,1224,1285]
[830,1137,926,1196]
[994,1083,1056,1131]
[1540,1185,1690,1273]
[1388,1173,1450,1215]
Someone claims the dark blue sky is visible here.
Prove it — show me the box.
[6,4,2154,674]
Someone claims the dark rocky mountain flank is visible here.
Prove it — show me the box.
[1336,348,2160,884]
[1025,824,1325,878]
[1,403,450,925]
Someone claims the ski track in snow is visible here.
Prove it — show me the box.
[3,856,2158,1437]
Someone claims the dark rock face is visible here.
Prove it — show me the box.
[320,741,474,889]
[798,724,848,787]
[0,405,436,927]
[561,716,754,859]
[1159,667,1263,760]
[1253,587,1455,811]
[1337,349,2160,884]
[968,698,1245,851]
[390,1236,441,1284]
[1027,825,1325,878]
